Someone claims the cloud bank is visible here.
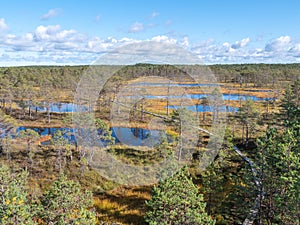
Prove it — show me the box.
[0,22,299,65]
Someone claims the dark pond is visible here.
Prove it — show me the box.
[31,102,88,113]
[16,126,164,147]
[112,127,163,147]
[16,127,75,144]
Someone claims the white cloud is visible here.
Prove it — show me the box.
[1,24,300,65]
[222,42,230,49]
[265,36,292,52]
[191,36,300,64]
[150,12,159,19]
[0,18,8,31]
[41,9,60,20]
[180,36,189,48]
[290,43,300,54]
[151,35,177,44]
[87,37,117,52]
[34,25,78,42]
[128,22,144,33]
[191,39,217,54]
[0,25,87,54]
[231,37,250,49]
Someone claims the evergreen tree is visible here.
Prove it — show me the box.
[169,108,198,162]
[18,129,40,166]
[145,167,215,225]
[39,174,97,225]
[232,85,300,224]
[236,99,260,146]
[255,126,300,224]
[95,118,115,146]
[0,165,35,225]
[51,130,72,174]
[200,129,235,223]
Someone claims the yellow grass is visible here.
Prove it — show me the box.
[94,186,151,225]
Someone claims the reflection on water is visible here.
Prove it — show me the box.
[31,102,88,113]
[16,127,75,144]
[112,127,163,147]
[16,126,164,147]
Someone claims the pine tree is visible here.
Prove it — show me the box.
[0,165,35,225]
[18,129,40,167]
[200,129,240,224]
[39,174,97,225]
[254,126,300,224]
[169,108,198,162]
[145,167,215,225]
[232,85,300,224]
[51,130,72,174]
[236,99,260,146]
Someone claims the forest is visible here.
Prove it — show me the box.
[0,63,299,225]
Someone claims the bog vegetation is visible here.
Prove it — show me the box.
[0,63,299,224]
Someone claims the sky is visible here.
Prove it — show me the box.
[0,0,300,66]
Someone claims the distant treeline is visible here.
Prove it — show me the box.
[0,64,299,92]
[210,63,300,87]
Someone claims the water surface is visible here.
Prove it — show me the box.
[16,126,164,147]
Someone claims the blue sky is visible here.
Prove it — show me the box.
[0,0,300,65]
